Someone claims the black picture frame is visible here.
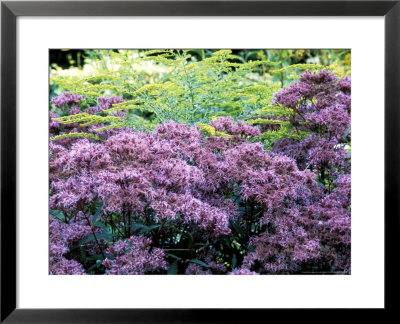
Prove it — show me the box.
[1,0,399,322]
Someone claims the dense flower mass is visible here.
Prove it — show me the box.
[49,216,88,275]
[49,69,351,275]
[273,70,351,176]
[97,96,124,111]
[102,236,167,274]
[51,92,83,108]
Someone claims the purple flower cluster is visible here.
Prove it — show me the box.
[273,70,351,178]
[229,268,259,275]
[102,236,167,275]
[247,70,351,273]
[184,264,212,275]
[97,96,123,110]
[210,117,261,138]
[51,92,83,108]
[49,216,89,275]
[50,120,257,237]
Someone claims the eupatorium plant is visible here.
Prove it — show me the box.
[271,70,351,178]
[50,117,350,274]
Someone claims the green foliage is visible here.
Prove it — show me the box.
[270,63,328,74]
[197,123,232,138]
[51,49,282,128]
[258,123,311,149]
[50,49,350,144]
[246,117,311,149]
[134,49,280,124]
[262,49,351,84]
[50,132,101,141]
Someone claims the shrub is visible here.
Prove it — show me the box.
[50,116,350,274]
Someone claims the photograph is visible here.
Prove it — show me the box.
[48,49,351,275]
[3,0,398,320]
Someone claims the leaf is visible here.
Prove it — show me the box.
[231,254,237,270]
[86,254,104,261]
[230,54,245,63]
[244,50,259,61]
[230,220,245,237]
[86,262,101,273]
[50,209,63,217]
[50,209,65,222]
[189,259,211,268]
[316,179,328,189]
[87,253,114,261]
[130,223,146,233]
[131,223,161,234]
[77,232,115,246]
[167,260,179,275]
[91,205,103,223]
[223,237,231,248]
[93,221,110,233]
[169,226,183,233]
[143,224,162,233]
[342,127,351,139]
[183,231,194,249]
[165,253,181,261]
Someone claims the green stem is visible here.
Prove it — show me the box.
[84,214,105,259]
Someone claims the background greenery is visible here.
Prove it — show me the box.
[50,49,350,145]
